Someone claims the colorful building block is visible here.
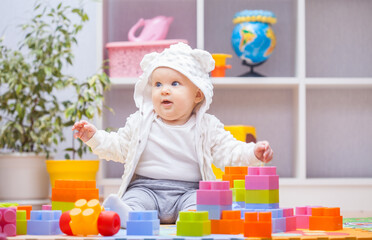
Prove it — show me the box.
[0,203,18,208]
[177,211,211,236]
[245,189,279,204]
[52,180,99,212]
[295,206,321,229]
[245,166,279,190]
[211,210,243,234]
[0,207,17,237]
[244,212,272,238]
[126,210,160,235]
[17,205,32,220]
[232,180,246,202]
[309,207,343,231]
[27,210,62,235]
[245,203,279,209]
[283,208,296,231]
[222,166,248,188]
[197,181,232,205]
[42,205,52,210]
[16,210,27,235]
[59,199,120,237]
[196,204,232,220]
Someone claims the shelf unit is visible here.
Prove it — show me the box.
[97,0,372,216]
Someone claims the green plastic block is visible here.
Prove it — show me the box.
[52,201,75,212]
[177,211,211,236]
[16,210,27,235]
[245,189,279,204]
[0,202,19,207]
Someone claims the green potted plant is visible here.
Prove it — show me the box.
[0,2,111,199]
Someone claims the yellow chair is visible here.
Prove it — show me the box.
[212,125,257,179]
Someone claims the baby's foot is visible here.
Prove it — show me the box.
[103,194,133,228]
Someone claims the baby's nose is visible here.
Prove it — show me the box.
[161,86,171,95]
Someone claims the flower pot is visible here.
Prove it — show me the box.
[0,153,49,200]
[45,160,99,188]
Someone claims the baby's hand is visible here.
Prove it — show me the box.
[72,120,97,143]
[254,141,273,163]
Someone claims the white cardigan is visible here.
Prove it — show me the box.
[86,110,261,198]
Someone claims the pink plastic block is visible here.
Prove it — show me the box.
[286,216,297,231]
[296,215,309,229]
[245,175,279,190]
[248,166,277,176]
[0,208,16,237]
[295,206,308,215]
[197,190,232,205]
[199,181,230,190]
[282,208,294,217]
[42,205,52,210]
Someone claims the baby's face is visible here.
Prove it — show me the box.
[151,67,204,125]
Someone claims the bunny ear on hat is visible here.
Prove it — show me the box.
[191,49,215,73]
[140,51,159,72]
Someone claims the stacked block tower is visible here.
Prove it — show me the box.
[52,180,99,212]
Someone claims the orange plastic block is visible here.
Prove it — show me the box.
[17,206,32,220]
[244,212,272,238]
[55,180,96,189]
[51,188,99,202]
[211,210,243,234]
[69,199,101,236]
[222,167,248,188]
[309,207,343,231]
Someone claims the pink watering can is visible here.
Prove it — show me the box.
[128,16,174,42]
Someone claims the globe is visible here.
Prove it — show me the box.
[231,10,277,66]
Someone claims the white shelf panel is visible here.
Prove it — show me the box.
[110,77,300,89]
[305,78,372,88]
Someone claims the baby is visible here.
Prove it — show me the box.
[72,42,273,227]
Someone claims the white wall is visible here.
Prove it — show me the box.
[0,0,101,159]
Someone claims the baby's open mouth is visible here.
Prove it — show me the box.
[162,100,172,104]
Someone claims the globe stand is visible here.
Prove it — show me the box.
[239,60,267,77]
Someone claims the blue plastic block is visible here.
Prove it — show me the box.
[126,210,160,235]
[245,203,279,209]
[196,204,232,220]
[233,201,245,209]
[264,208,283,218]
[27,210,62,235]
[239,208,260,219]
[272,217,286,233]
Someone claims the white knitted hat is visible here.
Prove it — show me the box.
[134,42,215,116]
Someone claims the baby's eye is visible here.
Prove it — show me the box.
[172,81,180,86]
[155,82,162,87]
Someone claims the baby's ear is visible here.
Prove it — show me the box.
[140,52,159,72]
[195,89,204,104]
[191,49,215,73]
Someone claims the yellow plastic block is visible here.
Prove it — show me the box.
[245,189,279,204]
[69,199,102,236]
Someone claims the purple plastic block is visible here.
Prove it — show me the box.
[272,217,286,233]
[264,208,283,218]
[245,175,279,190]
[196,189,232,205]
[286,216,297,231]
[245,203,279,209]
[196,204,232,220]
[0,208,16,237]
[27,210,62,235]
[282,208,294,217]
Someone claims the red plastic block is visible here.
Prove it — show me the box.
[243,212,272,238]
[211,210,243,234]
[0,208,17,237]
[309,207,343,231]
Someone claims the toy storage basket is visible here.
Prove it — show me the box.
[106,39,188,77]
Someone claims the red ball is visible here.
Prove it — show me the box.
[97,211,121,236]
[59,211,73,236]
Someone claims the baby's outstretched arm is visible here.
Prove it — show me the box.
[254,141,273,163]
[72,120,97,142]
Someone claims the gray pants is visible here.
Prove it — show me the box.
[122,175,199,224]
